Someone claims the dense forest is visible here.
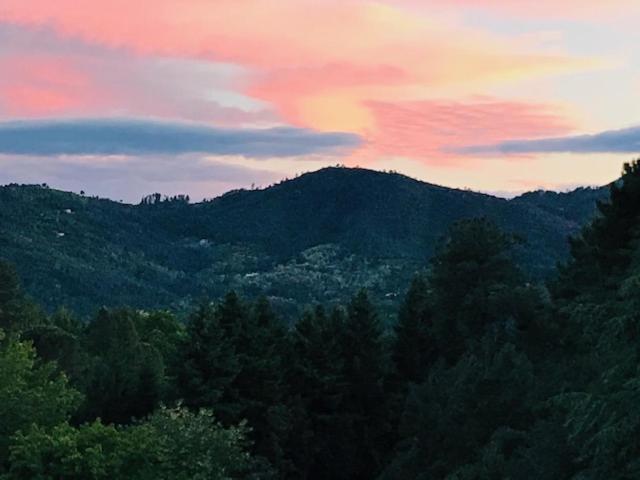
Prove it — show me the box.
[1,160,639,478]
[0,167,606,321]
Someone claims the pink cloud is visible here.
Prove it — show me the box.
[396,0,638,19]
[0,45,276,124]
[0,1,587,77]
[0,1,592,166]
[355,98,574,165]
[0,55,103,116]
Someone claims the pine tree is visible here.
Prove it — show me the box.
[232,296,289,473]
[83,308,165,423]
[392,274,435,387]
[429,218,521,361]
[557,159,640,298]
[0,261,42,333]
[338,290,391,479]
[176,302,240,420]
[285,306,348,479]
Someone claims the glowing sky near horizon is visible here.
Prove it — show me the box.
[0,0,639,200]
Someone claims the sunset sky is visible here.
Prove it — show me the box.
[1,0,639,201]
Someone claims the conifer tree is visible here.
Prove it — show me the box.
[557,159,640,298]
[83,308,165,424]
[0,261,42,333]
[232,296,289,473]
[338,290,391,479]
[285,306,348,479]
[429,218,521,361]
[392,274,435,387]
[177,302,240,420]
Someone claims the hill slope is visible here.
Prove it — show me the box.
[0,167,608,319]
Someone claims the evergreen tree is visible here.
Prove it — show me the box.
[82,308,165,424]
[338,290,391,479]
[429,218,521,361]
[231,296,289,474]
[392,274,435,387]
[382,342,535,479]
[176,302,240,420]
[557,159,640,298]
[0,261,42,333]
[285,306,348,479]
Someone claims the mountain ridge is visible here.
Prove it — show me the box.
[0,167,609,319]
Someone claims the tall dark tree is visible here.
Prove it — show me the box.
[338,290,391,479]
[232,296,290,473]
[285,306,349,479]
[557,159,640,298]
[176,302,240,419]
[429,218,521,361]
[392,274,435,387]
[82,308,165,424]
[0,261,42,333]
[382,342,536,480]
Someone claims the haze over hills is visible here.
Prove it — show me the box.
[0,167,608,320]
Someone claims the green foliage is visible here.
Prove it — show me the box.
[392,274,435,386]
[558,160,640,298]
[3,407,250,480]
[177,301,241,417]
[81,308,167,423]
[0,331,82,466]
[141,406,251,480]
[0,261,43,333]
[336,291,391,478]
[284,306,349,479]
[383,342,535,479]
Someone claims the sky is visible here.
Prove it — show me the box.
[0,0,639,201]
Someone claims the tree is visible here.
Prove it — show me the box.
[284,306,349,479]
[557,159,640,298]
[337,290,391,479]
[382,342,535,480]
[231,296,289,471]
[392,274,436,387]
[176,302,240,419]
[429,218,522,361]
[141,406,251,480]
[82,308,165,424]
[4,407,251,480]
[0,261,42,333]
[0,329,81,467]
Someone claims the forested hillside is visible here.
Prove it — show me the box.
[0,167,606,320]
[0,160,638,479]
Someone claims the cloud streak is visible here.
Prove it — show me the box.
[457,125,640,155]
[0,118,361,157]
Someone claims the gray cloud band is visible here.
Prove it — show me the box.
[0,118,362,157]
[457,126,640,155]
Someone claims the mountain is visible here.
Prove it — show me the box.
[0,167,608,320]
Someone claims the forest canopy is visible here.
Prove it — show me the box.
[0,160,639,479]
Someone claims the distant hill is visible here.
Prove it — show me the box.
[0,167,609,320]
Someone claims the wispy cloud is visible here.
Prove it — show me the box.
[457,125,640,155]
[353,98,572,164]
[0,118,361,157]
